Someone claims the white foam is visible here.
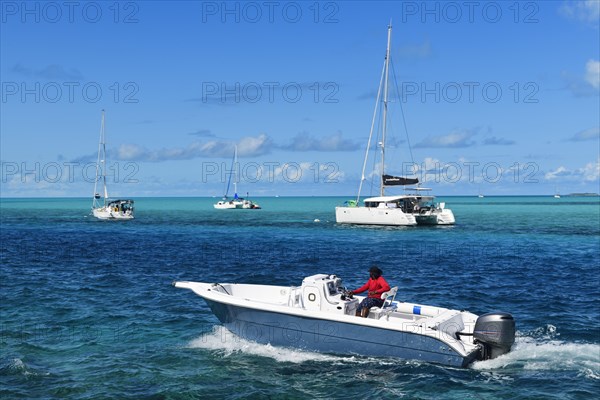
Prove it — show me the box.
[473,335,600,379]
[4,358,48,377]
[187,326,343,363]
[187,326,407,366]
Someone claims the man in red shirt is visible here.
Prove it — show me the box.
[349,266,391,318]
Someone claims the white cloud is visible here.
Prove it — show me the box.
[545,160,600,182]
[559,0,600,25]
[415,130,476,148]
[281,131,360,152]
[569,127,600,141]
[585,60,600,90]
[396,39,432,59]
[544,166,569,180]
[112,134,273,162]
[237,134,273,157]
[578,160,600,181]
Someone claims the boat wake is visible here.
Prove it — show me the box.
[472,325,599,379]
[187,326,346,363]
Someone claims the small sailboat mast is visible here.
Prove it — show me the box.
[93,110,108,209]
[233,145,239,200]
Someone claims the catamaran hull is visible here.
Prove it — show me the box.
[214,202,243,209]
[203,299,478,367]
[415,209,455,225]
[335,206,417,226]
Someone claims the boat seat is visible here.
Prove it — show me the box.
[420,310,465,336]
[369,286,398,320]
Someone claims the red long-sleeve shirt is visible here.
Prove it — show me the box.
[353,276,391,299]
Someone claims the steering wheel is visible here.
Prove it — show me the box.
[338,287,354,300]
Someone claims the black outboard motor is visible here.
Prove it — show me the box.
[474,312,515,360]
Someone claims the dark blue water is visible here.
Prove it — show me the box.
[1,196,599,399]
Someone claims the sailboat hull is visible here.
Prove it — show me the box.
[92,207,134,220]
[335,206,417,226]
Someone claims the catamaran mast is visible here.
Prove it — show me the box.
[380,23,392,197]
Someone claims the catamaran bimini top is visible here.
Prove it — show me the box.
[363,195,414,203]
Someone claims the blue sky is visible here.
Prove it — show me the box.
[1,0,599,197]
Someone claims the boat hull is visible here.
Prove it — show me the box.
[92,207,134,220]
[335,206,417,226]
[213,201,242,209]
[415,209,455,225]
[203,298,477,367]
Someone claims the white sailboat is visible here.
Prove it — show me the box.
[91,110,134,220]
[214,145,261,210]
[554,187,561,199]
[335,24,453,226]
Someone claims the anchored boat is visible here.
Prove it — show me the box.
[174,274,515,367]
[335,24,454,226]
[213,145,261,210]
[91,110,134,220]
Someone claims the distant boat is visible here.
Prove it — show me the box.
[335,24,454,226]
[214,145,261,210]
[91,110,134,220]
[477,187,484,198]
[554,187,561,199]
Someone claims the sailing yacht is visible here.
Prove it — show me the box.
[335,24,453,226]
[213,145,261,210]
[554,187,561,199]
[91,110,134,220]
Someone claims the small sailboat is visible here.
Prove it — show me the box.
[554,187,561,199]
[335,24,453,226]
[91,110,134,220]
[213,145,260,210]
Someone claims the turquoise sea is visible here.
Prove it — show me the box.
[1,196,599,399]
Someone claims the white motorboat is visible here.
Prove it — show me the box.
[174,273,515,368]
[335,24,453,226]
[91,111,134,220]
[214,145,261,210]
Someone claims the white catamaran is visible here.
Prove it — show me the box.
[213,145,261,210]
[91,110,134,220]
[335,24,454,226]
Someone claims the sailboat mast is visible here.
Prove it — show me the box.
[380,23,392,197]
[92,110,108,208]
[233,145,238,198]
[100,111,108,206]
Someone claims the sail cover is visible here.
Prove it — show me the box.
[382,174,419,186]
